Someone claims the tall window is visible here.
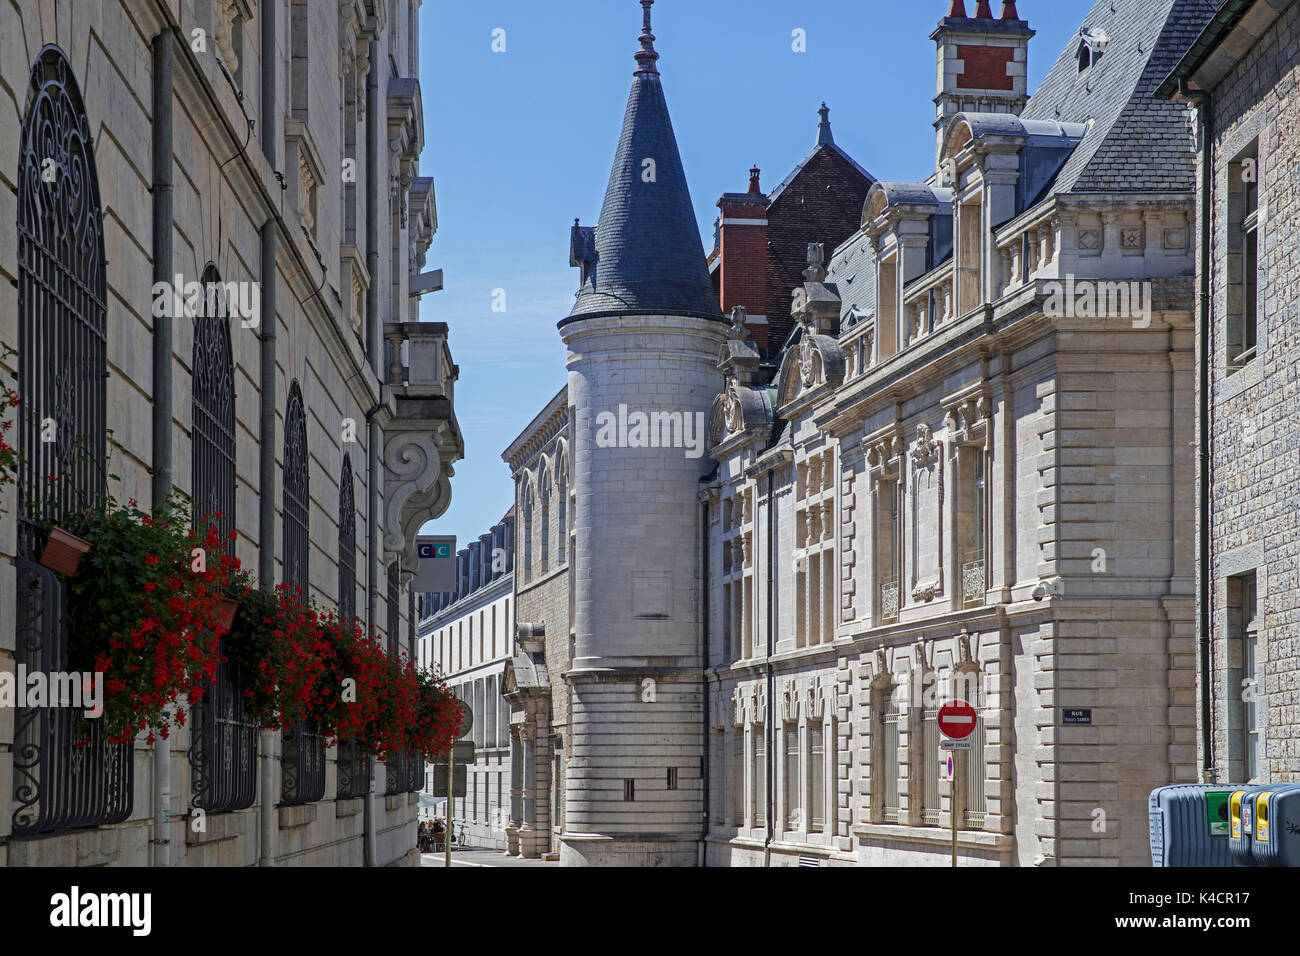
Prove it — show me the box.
[880,691,900,823]
[1228,142,1260,372]
[281,380,324,805]
[557,462,567,563]
[11,46,132,835]
[387,561,401,658]
[752,727,766,827]
[338,455,356,623]
[808,723,825,833]
[540,476,550,573]
[1236,572,1261,781]
[877,480,901,623]
[335,454,369,799]
[921,705,939,825]
[962,449,987,607]
[732,730,744,826]
[189,263,256,813]
[964,716,987,828]
[783,724,800,831]
[283,381,309,593]
[521,483,533,582]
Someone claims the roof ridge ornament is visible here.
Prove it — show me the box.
[635,0,660,75]
[817,102,834,146]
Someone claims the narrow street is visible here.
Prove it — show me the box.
[420,848,558,868]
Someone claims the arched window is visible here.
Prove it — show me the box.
[335,455,370,798]
[281,380,323,804]
[387,560,401,658]
[282,380,309,592]
[11,46,132,835]
[540,474,551,573]
[338,454,356,623]
[188,262,255,813]
[556,458,567,564]
[521,480,534,582]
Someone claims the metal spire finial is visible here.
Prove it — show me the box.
[635,0,660,75]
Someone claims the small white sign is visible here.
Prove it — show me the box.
[941,738,973,751]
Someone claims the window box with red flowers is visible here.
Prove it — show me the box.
[54,492,234,744]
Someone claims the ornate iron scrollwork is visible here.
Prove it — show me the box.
[12,46,132,836]
[187,262,257,814]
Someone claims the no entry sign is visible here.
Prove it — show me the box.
[938,700,978,740]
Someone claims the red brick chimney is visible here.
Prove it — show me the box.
[933,0,1033,166]
[716,166,770,354]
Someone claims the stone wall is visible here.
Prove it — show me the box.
[0,0,424,866]
[1204,0,1300,783]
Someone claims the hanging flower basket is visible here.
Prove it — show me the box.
[39,527,92,576]
[215,596,240,631]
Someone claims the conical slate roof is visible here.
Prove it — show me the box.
[565,1,722,323]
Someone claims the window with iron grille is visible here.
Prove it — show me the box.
[808,723,825,833]
[921,706,939,825]
[880,693,900,823]
[338,454,356,624]
[188,262,256,814]
[11,46,133,836]
[963,717,987,829]
[387,560,401,658]
[283,380,309,594]
[731,730,744,826]
[336,737,371,801]
[280,380,324,805]
[783,724,800,831]
[385,749,423,795]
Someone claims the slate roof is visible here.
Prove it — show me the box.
[826,229,876,328]
[1018,0,1217,194]
[768,115,876,206]
[564,22,721,323]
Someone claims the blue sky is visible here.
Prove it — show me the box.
[415,0,1093,549]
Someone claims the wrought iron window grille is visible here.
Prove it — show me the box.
[12,46,132,836]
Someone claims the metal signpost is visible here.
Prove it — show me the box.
[937,700,979,867]
[444,701,473,868]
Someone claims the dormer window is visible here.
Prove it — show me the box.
[1077,29,1109,72]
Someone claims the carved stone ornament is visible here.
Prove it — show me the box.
[799,334,818,388]
[723,389,744,436]
[909,422,939,467]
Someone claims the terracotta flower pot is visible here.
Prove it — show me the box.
[215,597,240,631]
[39,527,91,576]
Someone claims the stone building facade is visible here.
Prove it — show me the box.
[1157,0,1300,786]
[417,513,515,848]
[704,0,1209,868]
[499,0,1212,867]
[709,106,876,358]
[0,0,460,866]
[501,388,571,860]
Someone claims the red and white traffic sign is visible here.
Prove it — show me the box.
[937,700,978,740]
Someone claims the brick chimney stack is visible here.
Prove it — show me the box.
[716,166,770,354]
[932,0,1034,168]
